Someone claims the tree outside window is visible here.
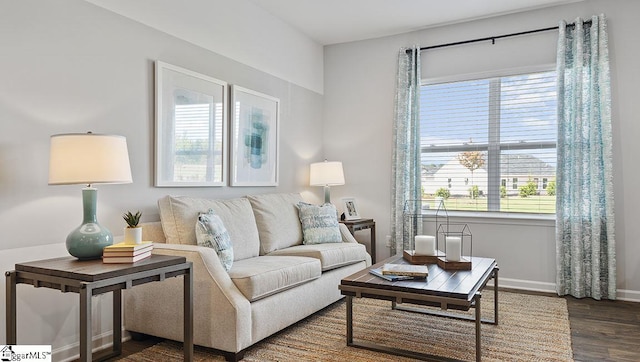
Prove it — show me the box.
[457,151,485,199]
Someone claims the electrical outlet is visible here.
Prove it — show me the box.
[385,235,392,247]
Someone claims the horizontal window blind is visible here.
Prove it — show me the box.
[173,103,224,182]
[420,71,557,214]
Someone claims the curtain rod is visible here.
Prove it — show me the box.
[413,19,592,52]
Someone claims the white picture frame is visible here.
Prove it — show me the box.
[230,85,280,186]
[155,61,228,187]
[342,197,361,220]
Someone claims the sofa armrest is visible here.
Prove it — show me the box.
[339,223,358,243]
[152,244,240,294]
[124,243,252,352]
[338,224,372,266]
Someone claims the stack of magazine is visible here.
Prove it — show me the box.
[369,263,429,281]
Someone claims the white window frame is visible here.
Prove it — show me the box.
[420,65,557,217]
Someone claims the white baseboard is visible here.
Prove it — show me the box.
[54,330,130,362]
[490,277,640,302]
[616,289,640,302]
[493,277,557,294]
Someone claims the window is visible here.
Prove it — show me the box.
[420,71,557,214]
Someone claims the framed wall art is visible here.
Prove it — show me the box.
[155,61,228,187]
[230,85,280,186]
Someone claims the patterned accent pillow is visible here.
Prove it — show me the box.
[195,209,234,271]
[297,202,342,244]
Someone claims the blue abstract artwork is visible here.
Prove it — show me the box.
[243,107,270,169]
[231,86,279,186]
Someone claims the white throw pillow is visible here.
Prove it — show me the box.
[297,202,342,244]
[195,209,234,271]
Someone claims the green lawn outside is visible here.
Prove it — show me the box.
[428,195,556,214]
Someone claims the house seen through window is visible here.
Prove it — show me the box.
[420,70,557,214]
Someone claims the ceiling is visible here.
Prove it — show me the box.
[249,0,583,45]
[83,0,584,92]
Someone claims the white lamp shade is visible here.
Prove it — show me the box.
[309,161,345,186]
[48,133,133,185]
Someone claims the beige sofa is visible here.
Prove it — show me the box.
[123,193,371,361]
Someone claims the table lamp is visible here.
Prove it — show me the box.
[48,132,133,260]
[309,160,345,204]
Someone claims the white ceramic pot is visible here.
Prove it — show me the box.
[124,227,142,245]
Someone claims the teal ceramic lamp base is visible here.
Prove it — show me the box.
[323,185,331,204]
[66,187,113,260]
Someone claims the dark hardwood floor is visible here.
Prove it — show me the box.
[566,296,640,361]
[93,293,639,361]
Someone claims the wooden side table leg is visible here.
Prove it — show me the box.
[113,289,122,355]
[184,264,194,361]
[5,271,17,344]
[79,283,92,362]
[370,224,376,264]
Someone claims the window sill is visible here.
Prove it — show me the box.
[420,210,555,227]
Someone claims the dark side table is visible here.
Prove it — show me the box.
[340,218,376,263]
[5,254,193,362]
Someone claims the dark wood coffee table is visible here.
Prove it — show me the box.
[339,255,498,362]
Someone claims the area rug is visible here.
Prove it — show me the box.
[121,291,573,361]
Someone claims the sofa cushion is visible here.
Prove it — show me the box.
[158,195,260,260]
[247,193,304,254]
[229,256,321,302]
[297,202,342,244]
[267,243,368,271]
[195,209,234,271]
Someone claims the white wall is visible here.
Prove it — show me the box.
[0,0,324,357]
[84,0,325,94]
[324,0,640,300]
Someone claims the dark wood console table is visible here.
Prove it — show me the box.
[5,254,193,362]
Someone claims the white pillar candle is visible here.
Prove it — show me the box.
[414,235,436,256]
[445,236,462,262]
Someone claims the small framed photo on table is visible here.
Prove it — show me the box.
[342,198,361,220]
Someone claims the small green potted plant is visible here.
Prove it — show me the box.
[123,211,142,245]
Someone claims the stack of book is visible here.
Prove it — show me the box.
[103,241,153,264]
